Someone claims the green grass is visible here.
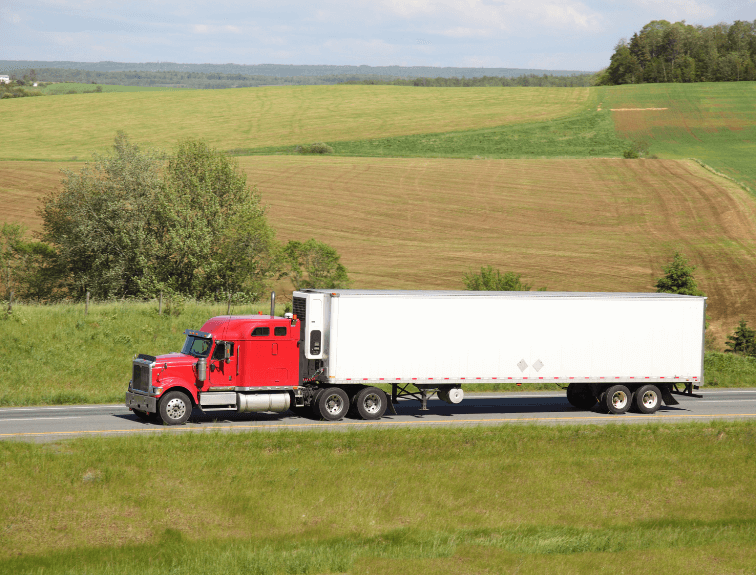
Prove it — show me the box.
[233,106,626,159]
[0,85,590,161]
[2,422,756,573]
[0,301,752,407]
[38,83,183,95]
[601,82,756,191]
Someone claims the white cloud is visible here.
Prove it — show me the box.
[379,0,603,33]
[632,0,718,21]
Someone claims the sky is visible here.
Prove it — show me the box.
[1,0,755,72]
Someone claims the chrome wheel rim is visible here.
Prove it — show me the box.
[324,394,344,415]
[611,391,628,410]
[641,390,658,409]
[363,393,382,414]
[165,398,187,420]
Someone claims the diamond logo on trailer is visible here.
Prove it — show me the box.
[517,359,528,372]
[533,359,544,372]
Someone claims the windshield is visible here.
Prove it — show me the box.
[181,336,213,358]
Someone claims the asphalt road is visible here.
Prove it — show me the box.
[2,389,756,442]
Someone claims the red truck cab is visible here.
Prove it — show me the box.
[126,314,300,424]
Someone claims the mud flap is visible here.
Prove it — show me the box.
[661,386,679,406]
[385,397,397,416]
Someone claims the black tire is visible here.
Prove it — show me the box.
[603,384,632,414]
[633,384,662,414]
[354,387,387,420]
[158,390,192,425]
[566,383,598,410]
[316,387,350,421]
[133,409,158,422]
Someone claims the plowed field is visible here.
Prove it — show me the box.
[0,85,589,161]
[239,156,756,344]
[0,161,80,230]
[5,155,756,346]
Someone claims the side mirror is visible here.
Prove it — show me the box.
[224,345,232,364]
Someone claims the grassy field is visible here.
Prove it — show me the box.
[37,83,183,95]
[0,85,590,161]
[1,422,755,573]
[237,105,627,159]
[602,82,756,191]
[0,300,754,406]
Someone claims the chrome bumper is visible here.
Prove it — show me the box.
[126,391,157,413]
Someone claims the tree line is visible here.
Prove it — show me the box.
[599,19,756,85]
[343,74,594,87]
[1,134,349,303]
[3,68,593,90]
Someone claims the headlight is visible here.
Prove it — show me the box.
[152,387,163,395]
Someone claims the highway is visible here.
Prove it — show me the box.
[2,389,756,442]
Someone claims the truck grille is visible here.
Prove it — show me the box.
[132,362,152,393]
[292,297,306,341]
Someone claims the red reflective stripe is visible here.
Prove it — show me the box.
[363,378,368,381]
[379,378,384,381]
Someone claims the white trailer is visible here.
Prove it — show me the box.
[292,290,705,417]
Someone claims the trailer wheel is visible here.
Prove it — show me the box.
[316,387,350,421]
[603,385,631,414]
[354,387,387,420]
[633,384,661,414]
[566,383,598,410]
[158,390,192,425]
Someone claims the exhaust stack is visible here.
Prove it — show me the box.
[270,291,276,317]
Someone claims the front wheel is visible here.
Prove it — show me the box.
[159,391,192,425]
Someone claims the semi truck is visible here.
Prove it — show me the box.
[126,290,706,425]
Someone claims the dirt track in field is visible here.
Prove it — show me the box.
[239,156,756,344]
[4,157,756,346]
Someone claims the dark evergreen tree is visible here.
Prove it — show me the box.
[725,319,756,356]
[654,252,704,296]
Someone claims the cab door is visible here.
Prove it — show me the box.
[246,324,291,387]
[207,340,237,389]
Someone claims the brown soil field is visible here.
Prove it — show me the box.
[0,161,80,231]
[240,156,756,345]
[4,157,756,346]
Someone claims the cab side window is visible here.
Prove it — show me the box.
[251,327,270,337]
[274,327,287,336]
[212,341,234,360]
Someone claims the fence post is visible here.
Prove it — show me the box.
[7,290,12,314]
[227,294,232,315]
[159,291,163,315]
[85,291,90,316]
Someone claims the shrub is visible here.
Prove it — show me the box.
[463,266,545,291]
[295,142,334,154]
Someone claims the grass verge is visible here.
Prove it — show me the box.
[2,422,755,573]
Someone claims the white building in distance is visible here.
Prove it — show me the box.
[0,75,10,84]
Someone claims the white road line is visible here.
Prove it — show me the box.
[0,417,83,422]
